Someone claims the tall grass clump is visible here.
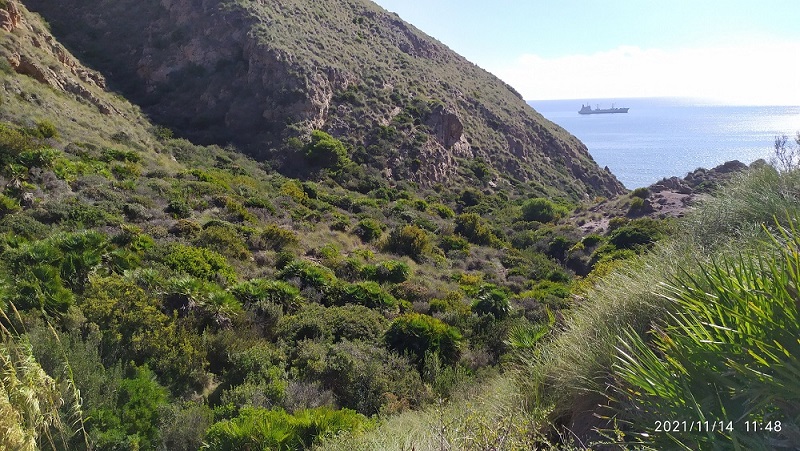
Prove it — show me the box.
[0,305,87,450]
[607,221,800,449]
[317,374,566,451]
[523,164,800,440]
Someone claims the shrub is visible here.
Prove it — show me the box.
[166,198,192,218]
[384,225,431,261]
[354,218,383,243]
[16,147,60,169]
[277,304,388,344]
[440,234,470,252]
[0,123,36,167]
[627,196,646,213]
[454,213,499,246]
[164,275,244,329]
[194,225,250,260]
[362,260,410,284]
[278,260,336,290]
[471,284,511,319]
[305,130,350,170]
[163,244,237,284]
[224,343,287,390]
[608,218,665,249]
[170,219,201,237]
[606,216,629,233]
[257,223,299,250]
[90,366,169,451]
[630,187,649,199]
[317,340,426,415]
[80,276,207,388]
[0,193,21,217]
[101,148,141,163]
[334,281,398,310]
[431,202,456,219]
[35,120,58,139]
[385,313,462,366]
[232,279,302,313]
[203,406,367,451]
[521,198,568,223]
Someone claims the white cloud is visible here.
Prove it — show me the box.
[492,41,800,105]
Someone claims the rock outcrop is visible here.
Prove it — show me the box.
[22,0,625,198]
[0,1,118,115]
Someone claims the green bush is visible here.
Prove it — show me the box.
[305,130,350,170]
[608,218,665,249]
[334,281,398,310]
[521,198,568,223]
[35,120,59,139]
[164,276,243,330]
[431,202,456,219]
[16,147,60,169]
[630,187,649,199]
[440,234,470,252]
[361,260,410,284]
[627,196,646,213]
[163,243,237,283]
[471,284,511,319]
[354,218,383,243]
[193,224,250,260]
[0,193,21,217]
[170,218,201,237]
[101,147,141,163]
[222,344,288,407]
[5,230,109,313]
[0,123,36,167]
[232,279,302,313]
[167,198,193,219]
[90,366,169,451]
[203,406,367,451]
[384,225,431,261]
[317,340,426,415]
[385,313,462,366]
[278,304,388,344]
[278,260,336,290]
[257,223,299,250]
[80,276,207,388]
[454,213,499,246]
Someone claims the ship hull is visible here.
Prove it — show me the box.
[578,108,629,115]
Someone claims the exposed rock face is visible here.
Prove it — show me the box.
[651,159,749,195]
[23,0,625,198]
[1,1,117,115]
[0,0,21,32]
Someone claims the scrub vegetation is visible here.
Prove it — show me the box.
[1,0,797,449]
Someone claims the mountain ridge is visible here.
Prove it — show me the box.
[22,0,624,197]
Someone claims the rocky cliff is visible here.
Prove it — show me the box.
[21,0,624,197]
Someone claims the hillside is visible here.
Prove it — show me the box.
[23,0,623,197]
[6,0,795,450]
[0,1,639,449]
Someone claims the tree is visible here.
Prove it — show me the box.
[305,130,349,170]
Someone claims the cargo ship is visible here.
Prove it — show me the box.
[578,103,629,115]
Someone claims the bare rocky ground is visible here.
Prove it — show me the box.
[575,160,756,233]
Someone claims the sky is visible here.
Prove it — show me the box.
[371,1,800,105]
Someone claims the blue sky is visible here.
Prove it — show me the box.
[371,1,800,104]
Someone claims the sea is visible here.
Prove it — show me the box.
[528,98,800,189]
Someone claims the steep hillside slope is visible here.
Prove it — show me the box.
[24,0,623,197]
[0,0,160,153]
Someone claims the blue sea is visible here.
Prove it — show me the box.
[528,98,800,189]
